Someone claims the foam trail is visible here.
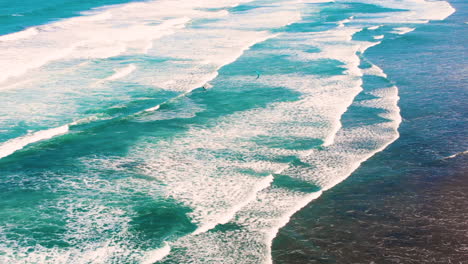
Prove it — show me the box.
[290,85,402,190]
[0,114,118,160]
[103,64,136,81]
[0,125,69,159]
[392,27,415,34]
[338,16,354,28]
[261,190,323,264]
[141,243,171,264]
[442,150,468,160]
[363,64,388,78]
[193,175,274,235]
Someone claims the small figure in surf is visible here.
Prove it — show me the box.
[202,82,213,90]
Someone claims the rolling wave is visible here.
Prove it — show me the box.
[0,125,69,159]
[442,150,468,160]
[0,0,290,161]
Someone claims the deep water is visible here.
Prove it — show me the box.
[272,0,468,263]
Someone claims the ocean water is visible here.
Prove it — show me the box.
[0,0,458,263]
[273,0,467,262]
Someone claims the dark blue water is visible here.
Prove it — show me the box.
[273,0,467,263]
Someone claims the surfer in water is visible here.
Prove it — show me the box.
[255,71,261,79]
[202,82,213,90]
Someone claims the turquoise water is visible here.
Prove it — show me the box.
[0,0,144,35]
[0,0,457,263]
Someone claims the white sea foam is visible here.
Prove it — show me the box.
[338,16,354,28]
[193,175,274,235]
[257,190,324,264]
[0,27,38,42]
[442,150,468,160]
[0,0,256,84]
[103,64,136,81]
[0,112,122,160]
[166,189,323,264]
[0,16,190,84]
[295,84,402,190]
[257,26,380,146]
[0,79,35,91]
[0,125,69,159]
[392,27,416,34]
[141,243,172,264]
[131,66,365,233]
[0,157,172,263]
[362,63,388,77]
[0,199,134,263]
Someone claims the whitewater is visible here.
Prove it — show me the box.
[0,0,454,263]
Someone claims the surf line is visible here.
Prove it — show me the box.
[0,125,70,160]
[139,35,281,115]
[441,150,468,160]
[137,75,219,115]
[0,32,282,160]
[0,76,211,161]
